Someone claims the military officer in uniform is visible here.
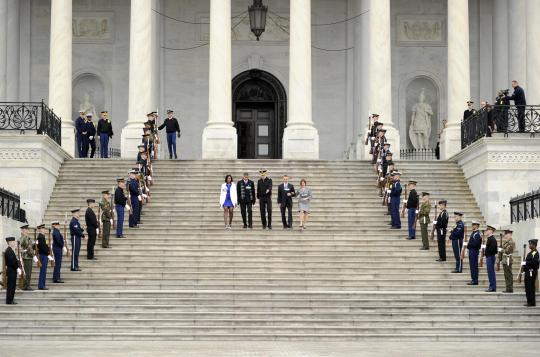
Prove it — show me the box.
[388,172,402,229]
[18,224,34,291]
[484,225,498,292]
[499,228,515,293]
[523,239,539,307]
[449,212,465,273]
[128,170,140,228]
[237,172,256,229]
[466,221,482,285]
[114,178,128,238]
[418,192,431,250]
[69,208,85,271]
[405,181,419,240]
[435,200,449,262]
[85,199,98,260]
[257,169,273,230]
[36,224,49,290]
[51,221,64,283]
[99,190,114,248]
[4,237,20,304]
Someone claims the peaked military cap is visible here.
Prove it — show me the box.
[142,133,150,137]
[138,145,145,148]
[86,113,93,117]
[391,171,402,176]
[471,220,480,225]
[36,224,45,229]
[5,237,15,242]
[376,122,384,126]
[86,199,95,204]
[167,109,174,114]
[71,208,80,213]
[454,212,464,216]
[101,190,109,194]
[503,228,513,234]
[146,112,153,116]
[408,180,417,185]
[371,113,379,117]
[422,192,430,196]
[259,169,267,174]
[51,221,60,226]
[486,224,496,231]
[386,151,393,156]
[529,239,538,245]
[466,100,474,104]
[438,200,447,205]
[384,143,391,147]
[20,224,29,230]
[116,178,125,182]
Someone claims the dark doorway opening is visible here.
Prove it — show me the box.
[232,69,287,159]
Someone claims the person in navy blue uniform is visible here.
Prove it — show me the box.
[85,199,98,260]
[466,221,482,285]
[435,200,449,262]
[36,224,49,290]
[50,221,64,283]
[97,111,114,158]
[158,109,181,159]
[405,180,418,239]
[523,239,539,307]
[81,113,97,158]
[388,171,402,229]
[128,170,140,228]
[449,212,465,273]
[69,208,85,271]
[506,80,527,132]
[4,237,19,304]
[484,225,498,292]
[74,111,85,158]
[114,178,128,238]
[277,175,296,229]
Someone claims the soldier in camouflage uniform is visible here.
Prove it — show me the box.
[499,228,516,293]
[18,224,34,291]
[99,190,114,249]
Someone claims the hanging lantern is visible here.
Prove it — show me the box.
[248,0,268,41]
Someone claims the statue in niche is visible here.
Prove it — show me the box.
[409,88,433,149]
[79,91,97,117]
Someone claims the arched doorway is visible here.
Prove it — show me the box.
[232,69,287,159]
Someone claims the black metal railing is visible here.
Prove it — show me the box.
[461,105,540,148]
[399,148,438,161]
[0,101,62,146]
[91,146,121,158]
[510,189,540,223]
[0,188,26,223]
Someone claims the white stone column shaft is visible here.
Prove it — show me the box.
[48,0,74,156]
[492,0,509,94]
[282,0,319,159]
[6,0,19,101]
[201,0,237,159]
[440,0,470,160]
[367,0,399,158]
[508,0,526,86]
[0,0,8,101]
[121,0,153,159]
[526,0,540,105]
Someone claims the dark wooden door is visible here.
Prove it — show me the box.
[236,106,275,159]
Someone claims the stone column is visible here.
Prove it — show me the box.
[121,0,153,159]
[526,0,540,105]
[508,0,526,87]
[492,0,508,95]
[0,0,7,101]
[440,0,470,160]
[367,0,399,158]
[201,0,237,159]
[6,0,19,101]
[48,0,74,156]
[355,0,371,159]
[282,0,319,160]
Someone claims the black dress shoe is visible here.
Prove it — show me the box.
[419,247,429,250]
[436,258,443,262]
[38,288,49,290]
[524,303,536,307]
[23,287,34,291]
[502,290,513,293]
[243,225,248,229]
[467,282,478,285]
[6,301,17,305]
[75,268,82,271]
[406,237,416,240]
[450,270,462,273]
[267,226,272,230]
[485,289,496,292]
[53,280,65,283]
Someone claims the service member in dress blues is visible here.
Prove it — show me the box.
[449,212,465,273]
[484,225,498,292]
[69,208,85,271]
[435,200,449,262]
[466,221,482,285]
[4,237,19,304]
[237,172,256,229]
[74,111,86,158]
[114,178,128,237]
[36,224,49,290]
[523,239,539,307]
[85,199,98,260]
[82,113,97,158]
[405,181,419,240]
[128,170,140,228]
[388,172,402,229]
[51,221,64,283]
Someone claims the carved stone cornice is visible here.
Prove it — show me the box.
[0,148,41,160]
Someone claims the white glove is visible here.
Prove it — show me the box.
[138,195,142,201]
[404,200,407,204]
[415,210,419,214]
[89,136,94,140]
[378,168,382,173]
[379,177,384,182]
[522,262,526,266]
[370,136,375,141]
[96,229,100,235]
[148,176,152,181]
[497,248,502,252]
[432,221,437,225]
[62,246,67,255]
[17,268,22,277]
[33,256,38,263]
[463,242,468,247]
[387,189,391,193]
[110,219,113,224]
[142,194,148,198]
[481,244,486,249]
[125,204,130,210]
[48,255,54,261]
[377,159,381,163]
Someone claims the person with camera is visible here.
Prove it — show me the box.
[507,80,527,132]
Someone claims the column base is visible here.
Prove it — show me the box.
[60,123,75,158]
[121,124,145,159]
[282,125,319,160]
[202,124,237,159]
[439,125,461,160]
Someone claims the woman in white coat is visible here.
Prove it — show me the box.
[220,174,238,229]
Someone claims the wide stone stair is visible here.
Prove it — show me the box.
[0,159,537,341]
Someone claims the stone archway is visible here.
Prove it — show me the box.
[232,69,287,159]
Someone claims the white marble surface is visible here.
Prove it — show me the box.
[526,0,540,105]
[508,0,527,87]
[492,0,508,95]
[6,0,20,101]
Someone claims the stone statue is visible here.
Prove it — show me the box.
[79,92,97,117]
[409,88,433,149]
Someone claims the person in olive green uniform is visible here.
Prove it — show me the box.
[499,228,516,293]
[418,192,431,250]
[18,224,34,291]
[99,190,114,248]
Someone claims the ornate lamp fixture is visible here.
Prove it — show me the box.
[248,0,268,41]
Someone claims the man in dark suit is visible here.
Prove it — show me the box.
[507,80,527,132]
[237,172,256,229]
[97,111,114,158]
[257,169,272,229]
[4,237,19,304]
[85,199,98,260]
[434,200,449,262]
[277,175,296,229]
[463,100,476,121]
[74,111,85,158]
